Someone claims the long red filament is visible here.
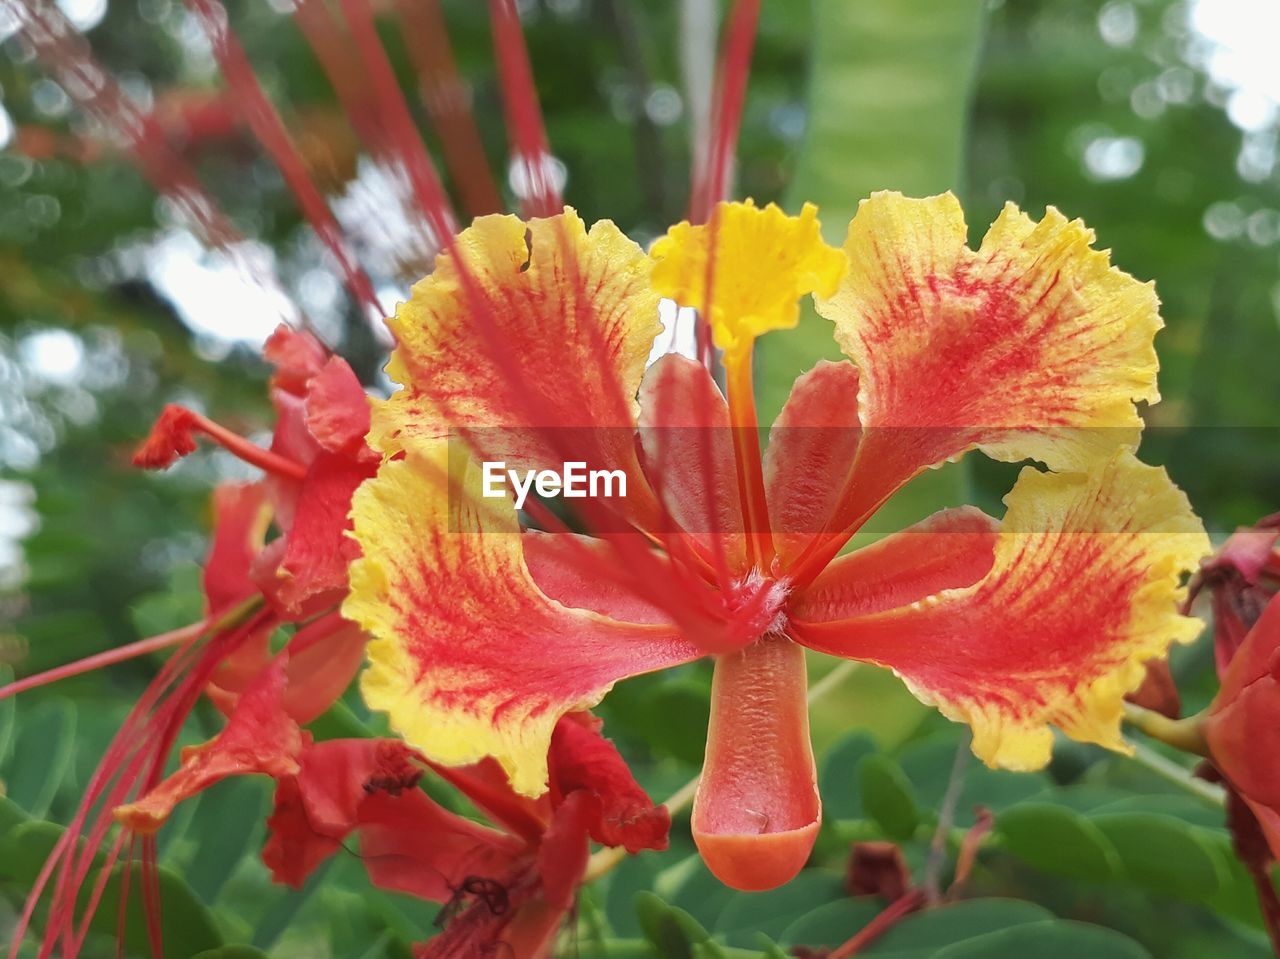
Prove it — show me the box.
[488,0,561,217]
[725,351,774,568]
[0,621,205,702]
[9,0,316,335]
[690,0,760,224]
[189,412,309,482]
[396,0,503,217]
[335,0,458,242]
[182,0,386,319]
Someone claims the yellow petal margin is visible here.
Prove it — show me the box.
[650,200,847,357]
[343,441,701,796]
[794,451,1209,770]
[815,191,1162,477]
[372,208,661,458]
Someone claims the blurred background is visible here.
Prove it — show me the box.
[1,0,1279,956]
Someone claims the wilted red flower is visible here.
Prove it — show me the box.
[1188,514,1280,673]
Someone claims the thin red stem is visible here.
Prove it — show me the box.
[183,0,386,319]
[0,621,205,702]
[829,890,925,959]
[189,413,308,482]
[690,0,760,223]
[396,0,503,217]
[488,0,561,217]
[336,0,458,240]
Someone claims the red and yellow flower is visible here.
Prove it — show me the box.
[343,192,1210,891]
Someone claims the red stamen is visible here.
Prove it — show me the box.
[724,351,774,568]
[335,0,458,241]
[396,0,504,217]
[488,0,561,217]
[133,404,308,482]
[0,621,204,702]
[182,0,386,319]
[690,0,760,223]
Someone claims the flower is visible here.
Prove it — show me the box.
[1188,513,1280,673]
[1,326,379,953]
[119,655,667,958]
[344,193,1210,891]
[1206,594,1280,859]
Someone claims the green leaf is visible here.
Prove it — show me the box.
[5,698,76,818]
[185,778,269,905]
[858,753,921,841]
[777,899,885,950]
[0,794,29,834]
[0,665,15,765]
[1091,812,1223,901]
[714,870,845,947]
[605,850,661,939]
[932,919,1152,958]
[787,0,988,232]
[192,949,270,959]
[996,802,1120,881]
[861,899,1055,957]
[819,731,877,820]
[636,891,713,959]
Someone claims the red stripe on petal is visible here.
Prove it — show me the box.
[794,453,1207,771]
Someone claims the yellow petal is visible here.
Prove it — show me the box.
[343,441,701,796]
[651,200,847,357]
[372,208,660,464]
[815,191,1162,486]
[794,450,1209,770]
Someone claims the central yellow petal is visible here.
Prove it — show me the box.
[650,200,847,357]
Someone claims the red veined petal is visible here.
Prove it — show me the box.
[536,790,592,911]
[305,355,372,454]
[262,776,339,888]
[692,634,819,891]
[344,443,703,797]
[638,353,748,574]
[358,788,524,902]
[264,737,523,895]
[762,360,861,568]
[264,323,329,395]
[522,531,675,625]
[813,191,1162,533]
[791,507,998,623]
[203,481,272,616]
[1244,795,1280,863]
[548,714,670,854]
[428,756,552,844]
[273,450,377,615]
[280,614,367,723]
[372,209,661,525]
[263,737,423,887]
[792,452,1208,770]
[114,658,303,833]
